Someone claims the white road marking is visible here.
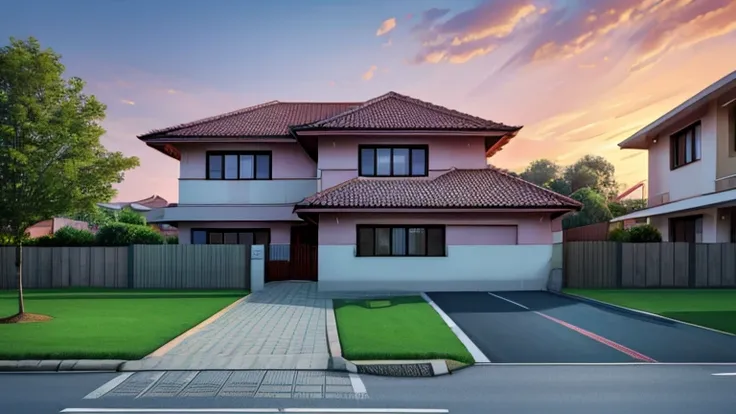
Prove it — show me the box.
[421,292,490,363]
[349,373,367,394]
[61,410,278,413]
[83,373,134,399]
[135,371,166,399]
[284,410,449,413]
[487,292,529,310]
[712,372,736,376]
[61,409,449,413]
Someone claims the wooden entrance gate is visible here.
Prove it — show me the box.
[265,225,318,282]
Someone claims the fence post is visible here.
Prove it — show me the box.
[688,243,696,288]
[127,244,135,289]
[250,245,265,291]
[616,242,623,288]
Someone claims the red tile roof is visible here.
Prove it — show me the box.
[138,91,518,140]
[296,168,581,210]
[293,92,519,131]
[139,102,360,138]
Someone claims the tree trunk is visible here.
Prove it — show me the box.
[16,243,24,315]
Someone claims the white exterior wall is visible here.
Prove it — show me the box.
[647,103,718,203]
[649,207,725,242]
[317,245,552,292]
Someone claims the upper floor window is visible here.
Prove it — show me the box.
[670,122,701,170]
[207,152,271,180]
[359,145,428,177]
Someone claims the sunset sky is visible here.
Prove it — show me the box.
[2,0,736,202]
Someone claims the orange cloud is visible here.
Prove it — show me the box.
[376,18,396,36]
[412,1,538,64]
[120,99,135,105]
[362,65,378,81]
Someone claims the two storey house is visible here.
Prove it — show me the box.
[613,70,736,242]
[139,92,580,292]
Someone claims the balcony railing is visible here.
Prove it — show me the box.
[179,178,319,205]
[715,174,736,193]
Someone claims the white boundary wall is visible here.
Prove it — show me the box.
[318,244,552,292]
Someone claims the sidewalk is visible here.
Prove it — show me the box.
[122,282,330,371]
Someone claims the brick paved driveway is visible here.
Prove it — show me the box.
[123,282,330,370]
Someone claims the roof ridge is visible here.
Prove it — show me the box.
[292,91,519,130]
[486,165,582,206]
[385,92,519,129]
[138,100,281,138]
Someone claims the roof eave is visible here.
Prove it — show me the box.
[291,128,516,137]
[618,69,736,149]
[293,206,579,213]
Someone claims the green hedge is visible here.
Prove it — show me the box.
[95,223,164,246]
[608,224,662,243]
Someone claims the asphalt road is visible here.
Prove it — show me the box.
[2,365,736,414]
[429,291,736,363]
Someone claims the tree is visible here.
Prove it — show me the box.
[544,178,571,196]
[0,37,139,317]
[520,159,560,187]
[118,207,146,226]
[608,198,648,218]
[562,187,613,229]
[563,155,618,198]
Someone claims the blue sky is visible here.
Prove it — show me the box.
[2,0,736,202]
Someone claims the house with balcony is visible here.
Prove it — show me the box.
[613,70,736,242]
[139,91,580,291]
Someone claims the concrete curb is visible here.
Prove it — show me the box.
[552,290,736,337]
[349,359,453,377]
[0,359,125,372]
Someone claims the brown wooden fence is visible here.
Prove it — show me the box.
[266,244,317,283]
[563,222,612,242]
[0,245,251,290]
[565,241,736,288]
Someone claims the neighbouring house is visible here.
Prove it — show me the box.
[26,218,93,238]
[139,91,581,291]
[98,195,178,237]
[613,70,736,242]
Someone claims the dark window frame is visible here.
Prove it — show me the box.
[206,151,273,180]
[190,228,271,245]
[670,122,701,170]
[356,225,446,257]
[358,145,429,177]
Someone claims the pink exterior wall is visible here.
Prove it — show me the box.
[177,221,292,244]
[318,212,552,245]
[447,225,518,245]
[178,142,317,180]
[317,136,488,189]
[647,103,718,203]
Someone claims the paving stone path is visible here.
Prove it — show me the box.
[86,370,368,400]
[124,282,330,370]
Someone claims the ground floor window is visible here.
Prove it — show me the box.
[356,225,445,257]
[191,229,270,245]
[670,215,702,243]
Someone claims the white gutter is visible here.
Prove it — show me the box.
[611,188,736,222]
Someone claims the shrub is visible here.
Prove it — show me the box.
[627,224,662,243]
[165,235,179,244]
[608,227,630,242]
[95,223,164,246]
[118,208,146,226]
[51,226,96,246]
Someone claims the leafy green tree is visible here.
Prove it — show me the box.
[520,159,560,187]
[608,198,648,218]
[563,155,618,198]
[544,178,572,196]
[70,205,116,227]
[0,37,139,316]
[118,207,146,226]
[562,187,613,229]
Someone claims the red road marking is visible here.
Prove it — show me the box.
[535,311,658,363]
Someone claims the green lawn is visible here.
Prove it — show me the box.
[0,289,248,359]
[565,289,736,335]
[333,296,474,364]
